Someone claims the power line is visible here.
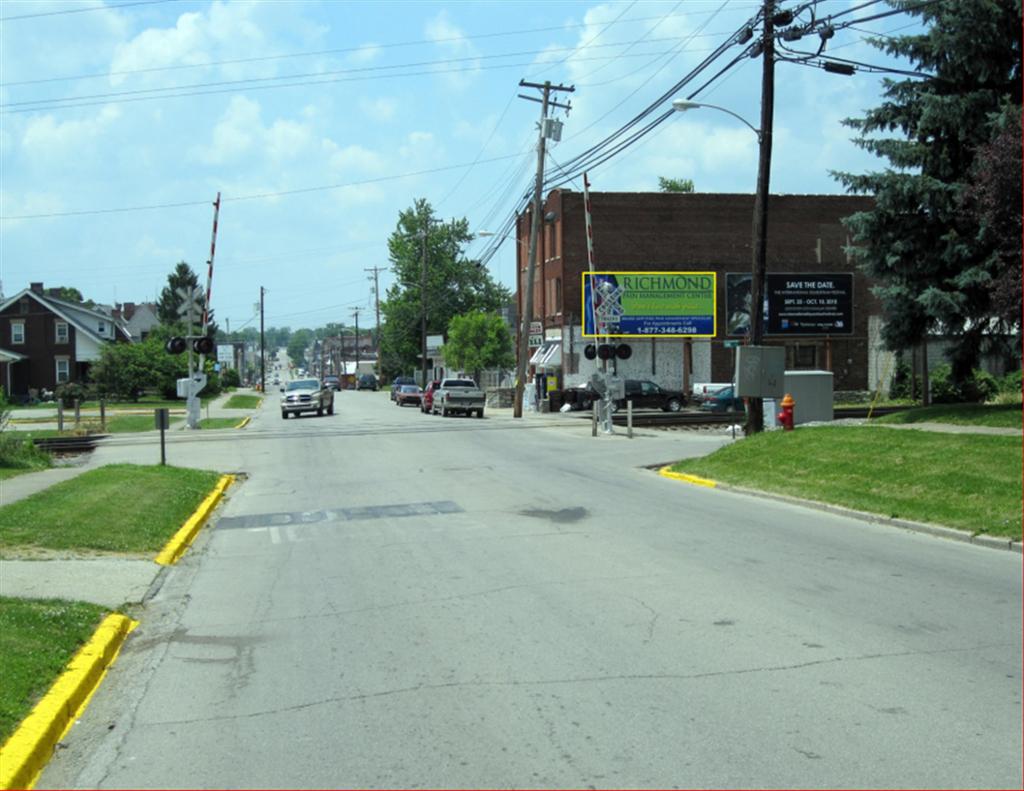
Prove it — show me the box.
[1,10,747,87]
[0,0,176,22]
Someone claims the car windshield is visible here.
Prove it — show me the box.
[400,385,421,393]
[286,379,319,391]
[445,380,475,388]
[713,387,733,397]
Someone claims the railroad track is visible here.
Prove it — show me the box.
[31,434,109,453]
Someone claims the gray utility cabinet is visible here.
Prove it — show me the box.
[782,370,834,425]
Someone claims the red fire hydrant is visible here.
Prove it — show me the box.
[777,393,795,431]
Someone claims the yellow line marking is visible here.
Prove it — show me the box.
[235,416,251,429]
[154,474,235,565]
[658,466,718,488]
[0,614,137,791]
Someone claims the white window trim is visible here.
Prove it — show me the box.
[56,320,69,344]
[55,357,70,384]
[11,320,25,345]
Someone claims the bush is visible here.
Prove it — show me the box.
[889,354,917,400]
[998,369,1022,394]
[930,364,1000,404]
[55,381,91,407]
[220,368,240,388]
[0,392,51,471]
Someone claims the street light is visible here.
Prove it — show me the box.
[671,100,762,142]
[673,94,770,434]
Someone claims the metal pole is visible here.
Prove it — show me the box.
[57,402,64,432]
[746,0,775,435]
[100,397,106,431]
[514,83,552,418]
[627,400,633,439]
[592,401,598,437]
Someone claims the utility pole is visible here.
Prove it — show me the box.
[421,224,429,388]
[365,266,384,376]
[259,286,265,393]
[514,79,574,418]
[351,307,362,376]
[746,0,776,435]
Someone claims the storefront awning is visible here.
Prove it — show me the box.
[530,341,561,369]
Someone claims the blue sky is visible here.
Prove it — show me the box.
[0,0,922,334]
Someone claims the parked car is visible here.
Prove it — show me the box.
[420,380,441,414]
[395,384,423,407]
[699,385,745,412]
[390,376,416,401]
[323,375,341,391]
[357,374,379,391]
[281,378,334,418]
[566,379,687,412]
[433,378,485,418]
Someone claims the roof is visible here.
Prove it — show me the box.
[0,288,132,343]
[0,348,27,363]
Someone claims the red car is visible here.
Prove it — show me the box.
[395,384,423,407]
[420,380,441,413]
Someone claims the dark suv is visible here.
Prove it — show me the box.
[357,374,378,391]
[569,379,687,412]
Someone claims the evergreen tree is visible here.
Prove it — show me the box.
[156,261,219,336]
[832,0,1022,383]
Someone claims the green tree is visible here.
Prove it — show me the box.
[90,341,160,401]
[287,328,315,368]
[156,262,218,336]
[832,0,1022,386]
[658,176,695,193]
[380,198,511,378]
[440,312,514,382]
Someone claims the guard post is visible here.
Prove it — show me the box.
[155,408,170,466]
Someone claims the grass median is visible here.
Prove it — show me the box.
[669,426,1021,539]
[0,597,108,743]
[0,464,221,555]
[199,417,243,430]
[873,402,1021,428]
[223,394,261,409]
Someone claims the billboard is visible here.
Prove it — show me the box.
[726,272,853,336]
[582,271,717,337]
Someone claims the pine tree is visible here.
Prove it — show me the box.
[832,0,1022,383]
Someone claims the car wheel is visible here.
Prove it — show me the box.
[317,406,323,416]
[328,402,334,415]
[281,411,287,419]
[441,406,448,417]
[581,398,592,411]
[666,398,682,412]
[476,409,484,419]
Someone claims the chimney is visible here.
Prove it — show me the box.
[124,302,136,320]
[30,282,44,295]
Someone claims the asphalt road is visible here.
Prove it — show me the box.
[38,386,1022,789]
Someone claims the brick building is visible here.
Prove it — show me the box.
[514,190,884,396]
[0,283,131,400]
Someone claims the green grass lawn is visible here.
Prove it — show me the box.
[223,394,262,410]
[199,417,243,429]
[874,402,1021,428]
[669,426,1022,538]
[0,464,221,554]
[0,597,108,743]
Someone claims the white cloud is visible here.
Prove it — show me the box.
[348,44,381,65]
[359,97,397,122]
[20,105,122,160]
[323,141,387,175]
[425,10,480,89]
[194,97,313,166]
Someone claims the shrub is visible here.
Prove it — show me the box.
[960,369,998,403]
[55,381,91,407]
[220,368,240,388]
[889,353,917,400]
[930,364,1000,404]
[998,369,1022,394]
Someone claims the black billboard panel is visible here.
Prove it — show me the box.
[766,273,853,335]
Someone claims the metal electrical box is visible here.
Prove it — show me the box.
[783,370,834,424]
[735,345,785,398]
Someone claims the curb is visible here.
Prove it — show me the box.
[235,416,251,429]
[0,614,137,791]
[154,474,235,566]
[657,467,1021,553]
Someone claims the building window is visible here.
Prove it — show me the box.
[55,357,70,384]
[555,277,562,314]
[56,321,69,344]
[11,321,24,344]
[788,344,818,370]
[98,321,106,334]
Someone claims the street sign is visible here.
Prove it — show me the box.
[582,271,716,337]
[724,339,741,349]
[176,286,204,319]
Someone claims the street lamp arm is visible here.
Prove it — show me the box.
[672,99,762,142]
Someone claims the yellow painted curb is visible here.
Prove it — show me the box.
[658,466,718,488]
[154,474,235,565]
[0,614,137,791]
[235,416,251,429]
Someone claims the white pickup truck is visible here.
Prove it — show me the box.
[432,377,486,418]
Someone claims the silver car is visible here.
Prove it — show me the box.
[281,378,334,418]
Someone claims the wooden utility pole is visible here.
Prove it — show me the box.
[746,0,776,435]
[351,307,362,376]
[513,79,573,418]
[365,266,384,376]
